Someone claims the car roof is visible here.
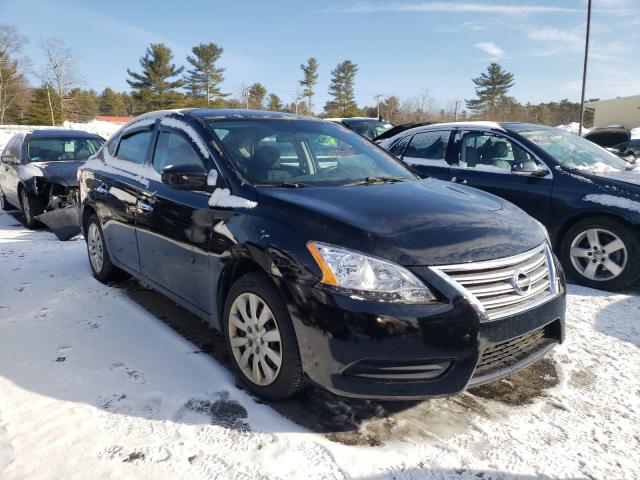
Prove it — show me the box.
[325,117,388,124]
[27,129,104,139]
[387,121,558,140]
[186,108,312,121]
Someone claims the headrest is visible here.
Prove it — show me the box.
[253,145,280,168]
[493,142,509,157]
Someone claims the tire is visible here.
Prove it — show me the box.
[222,272,304,400]
[19,188,45,229]
[85,213,124,283]
[561,217,640,291]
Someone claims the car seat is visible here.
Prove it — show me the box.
[251,146,293,182]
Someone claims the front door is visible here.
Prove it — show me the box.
[448,130,553,224]
[135,127,218,313]
[0,136,22,206]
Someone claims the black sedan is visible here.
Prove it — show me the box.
[326,117,394,140]
[78,109,565,400]
[378,122,640,290]
[0,129,104,229]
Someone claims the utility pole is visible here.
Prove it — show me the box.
[294,88,300,115]
[374,94,383,119]
[578,0,592,136]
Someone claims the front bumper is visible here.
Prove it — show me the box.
[279,262,566,400]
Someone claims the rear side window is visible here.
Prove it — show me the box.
[117,130,152,164]
[455,133,534,173]
[152,130,204,173]
[403,131,450,166]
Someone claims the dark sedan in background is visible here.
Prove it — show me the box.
[78,109,565,401]
[326,117,394,140]
[378,122,640,290]
[0,129,104,229]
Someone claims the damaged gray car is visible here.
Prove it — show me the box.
[0,129,104,238]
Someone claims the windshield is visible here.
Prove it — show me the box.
[207,119,415,187]
[27,137,103,162]
[348,121,394,140]
[519,128,629,171]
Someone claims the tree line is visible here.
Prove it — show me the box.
[1,23,594,127]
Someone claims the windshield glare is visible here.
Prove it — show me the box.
[27,137,103,162]
[520,128,629,171]
[207,119,415,186]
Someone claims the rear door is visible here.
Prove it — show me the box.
[449,130,553,223]
[135,126,218,313]
[398,130,453,180]
[97,126,154,272]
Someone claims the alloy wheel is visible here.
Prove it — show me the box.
[569,228,627,281]
[228,292,283,386]
[87,222,104,273]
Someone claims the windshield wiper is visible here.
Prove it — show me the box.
[278,181,313,188]
[346,176,407,186]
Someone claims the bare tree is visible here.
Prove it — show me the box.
[40,37,82,123]
[0,24,30,124]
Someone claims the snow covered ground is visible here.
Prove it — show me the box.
[0,210,639,480]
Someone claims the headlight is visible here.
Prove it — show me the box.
[307,241,436,303]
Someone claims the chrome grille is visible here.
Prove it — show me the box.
[431,244,557,321]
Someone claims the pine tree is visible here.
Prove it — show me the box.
[247,82,267,110]
[324,60,359,117]
[299,57,318,115]
[466,63,515,119]
[267,93,283,112]
[99,87,125,116]
[25,85,60,125]
[126,43,185,113]
[184,42,228,106]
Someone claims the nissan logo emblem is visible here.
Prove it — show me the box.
[512,269,531,295]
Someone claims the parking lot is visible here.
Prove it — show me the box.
[1,210,638,480]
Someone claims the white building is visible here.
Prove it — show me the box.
[584,95,640,129]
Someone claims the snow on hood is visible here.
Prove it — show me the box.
[556,122,590,136]
[208,188,257,209]
[631,127,640,140]
[575,162,640,186]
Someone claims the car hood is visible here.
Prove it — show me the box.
[257,179,545,266]
[572,164,640,187]
[28,161,83,186]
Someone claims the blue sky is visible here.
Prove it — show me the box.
[2,0,639,111]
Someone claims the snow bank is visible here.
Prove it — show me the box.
[0,130,13,153]
[62,119,121,140]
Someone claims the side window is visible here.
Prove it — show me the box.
[455,133,534,173]
[116,130,153,164]
[403,131,450,166]
[388,135,410,157]
[152,130,204,173]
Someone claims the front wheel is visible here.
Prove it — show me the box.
[85,214,125,282]
[223,273,304,400]
[20,188,45,229]
[562,217,640,290]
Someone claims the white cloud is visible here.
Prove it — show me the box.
[474,42,505,58]
[333,2,580,14]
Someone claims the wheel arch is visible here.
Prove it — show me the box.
[216,256,269,326]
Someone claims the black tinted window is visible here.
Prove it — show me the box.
[403,131,450,166]
[27,137,102,162]
[152,130,204,173]
[117,130,152,164]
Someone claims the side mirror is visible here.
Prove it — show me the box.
[512,160,549,177]
[161,164,209,191]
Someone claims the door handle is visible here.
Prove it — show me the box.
[136,199,153,213]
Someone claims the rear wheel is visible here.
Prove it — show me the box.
[20,188,45,229]
[85,214,124,282]
[562,217,640,290]
[223,272,304,400]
